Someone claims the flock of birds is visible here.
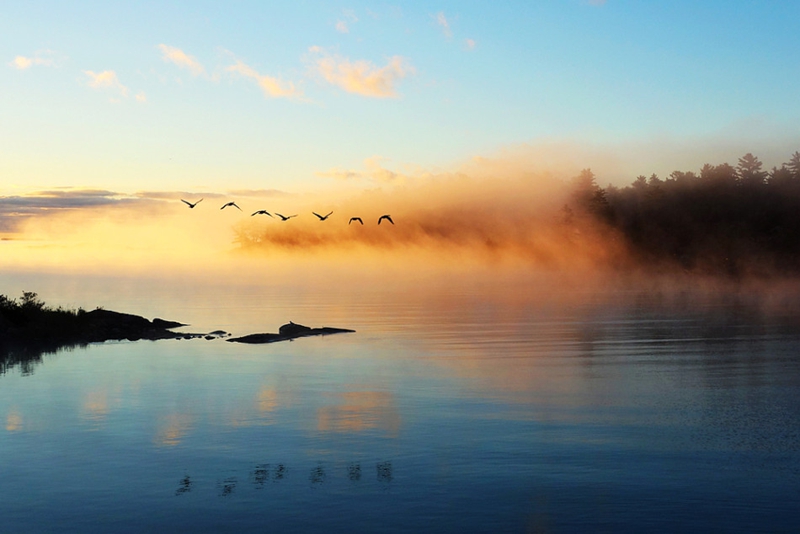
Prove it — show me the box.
[181,198,394,225]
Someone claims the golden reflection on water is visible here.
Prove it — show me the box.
[81,390,111,424]
[5,409,22,432]
[154,413,194,447]
[256,387,279,414]
[317,391,400,436]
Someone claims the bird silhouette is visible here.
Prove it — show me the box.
[275,213,297,221]
[313,211,333,221]
[221,202,242,211]
[349,217,363,225]
[181,199,203,209]
[251,210,273,217]
[378,214,394,225]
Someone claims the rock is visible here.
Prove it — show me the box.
[278,321,311,336]
[228,322,355,344]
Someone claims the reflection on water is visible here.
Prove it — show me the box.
[175,475,192,496]
[317,391,400,436]
[1,271,799,532]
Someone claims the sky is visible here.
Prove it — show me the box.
[2,1,800,271]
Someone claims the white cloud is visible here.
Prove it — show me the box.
[464,39,477,51]
[309,48,414,98]
[135,91,147,103]
[158,44,205,76]
[335,21,350,34]
[225,59,301,99]
[434,11,452,38]
[83,70,129,97]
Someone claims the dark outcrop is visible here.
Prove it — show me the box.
[1,292,353,375]
[0,293,208,375]
[227,322,355,344]
[1,308,190,346]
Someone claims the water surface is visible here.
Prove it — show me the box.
[1,272,799,532]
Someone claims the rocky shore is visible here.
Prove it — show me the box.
[1,292,355,374]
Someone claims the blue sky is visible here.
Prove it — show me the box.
[3,1,800,195]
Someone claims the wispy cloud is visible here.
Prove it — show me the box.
[317,156,404,183]
[225,59,301,99]
[335,9,358,33]
[158,44,205,76]
[309,48,414,98]
[433,11,452,38]
[83,70,129,97]
[464,38,477,51]
[0,189,144,232]
[9,51,56,70]
[135,91,147,102]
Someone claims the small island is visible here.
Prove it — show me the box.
[227,321,355,344]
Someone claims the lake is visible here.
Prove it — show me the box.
[1,268,799,533]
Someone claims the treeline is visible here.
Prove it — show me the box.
[567,152,800,275]
[0,292,87,374]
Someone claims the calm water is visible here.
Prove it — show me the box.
[1,271,799,533]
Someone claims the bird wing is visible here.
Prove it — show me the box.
[181,199,191,206]
[313,212,323,219]
[233,203,242,211]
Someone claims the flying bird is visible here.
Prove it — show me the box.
[221,202,242,211]
[181,199,203,209]
[349,217,363,225]
[313,211,333,221]
[378,215,394,225]
[251,210,273,217]
[275,213,297,221]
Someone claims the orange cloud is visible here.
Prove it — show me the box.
[83,70,129,97]
[309,48,414,98]
[9,52,56,70]
[225,59,301,99]
[158,44,205,76]
[316,156,404,183]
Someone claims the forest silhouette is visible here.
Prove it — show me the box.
[568,151,800,276]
